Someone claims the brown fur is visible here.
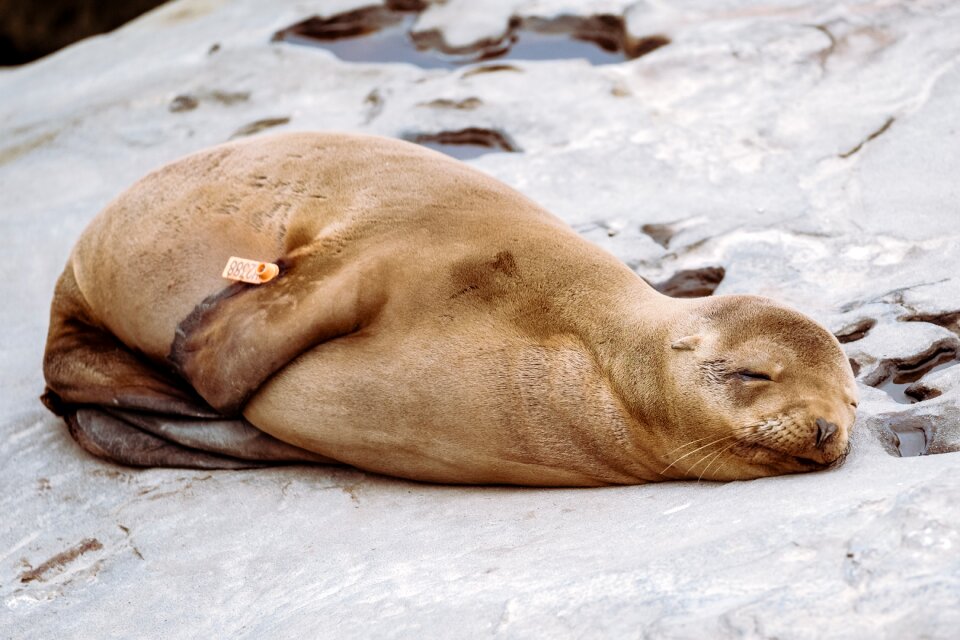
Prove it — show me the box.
[42,132,858,485]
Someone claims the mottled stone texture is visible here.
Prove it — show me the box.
[1,0,958,637]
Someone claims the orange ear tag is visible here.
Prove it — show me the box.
[222,256,280,284]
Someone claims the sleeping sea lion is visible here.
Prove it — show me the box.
[41,132,858,485]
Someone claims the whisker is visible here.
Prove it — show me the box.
[697,442,738,483]
[687,440,733,477]
[659,435,735,475]
[687,443,726,472]
[662,434,719,458]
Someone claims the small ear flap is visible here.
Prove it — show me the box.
[671,335,701,351]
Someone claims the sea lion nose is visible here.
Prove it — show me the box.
[815,418,838,448]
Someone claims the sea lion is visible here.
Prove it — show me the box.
[41,132,858,486]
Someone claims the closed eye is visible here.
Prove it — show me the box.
[736,371,772,382]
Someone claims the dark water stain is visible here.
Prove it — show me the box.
[834,318,876,344]
[0,128,60,166]
[652,266,726,298]
[418,97,483,110]
[230,117,291,139]
[208,90,251,106]
[171,90,250,114]
[169,94,199,112]
[406,128,518,160]
[19,538,103,583]
[903,310,960,336]
[849,358,861,377]
[272,7,668,68]
[641,223,676,248]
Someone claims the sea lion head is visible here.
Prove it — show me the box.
[657,295,858,481]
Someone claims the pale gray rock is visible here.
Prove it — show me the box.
[1,0,958,638]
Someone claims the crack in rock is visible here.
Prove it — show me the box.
[838,116,895,159]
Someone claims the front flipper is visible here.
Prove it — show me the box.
[168,253,385,414]
[42,264,331,469]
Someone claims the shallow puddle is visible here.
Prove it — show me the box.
[875,351,957,403]
[891,424,928,457]
[273,8,662,68]
[415,141,497,160]
[476,29,626,66]
[876,378,916,404]
[278,13,461,69]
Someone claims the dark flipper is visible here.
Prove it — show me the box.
[168,253,384,414]
[42,265,330,469]
[106,409,331,463]
[43,265,219,419]
[66,409,264,469]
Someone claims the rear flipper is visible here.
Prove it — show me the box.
[42,264,330,469]
[64,408,331,469]
[66,409,264,469]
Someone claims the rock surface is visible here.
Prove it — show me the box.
[2,0,958,637]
